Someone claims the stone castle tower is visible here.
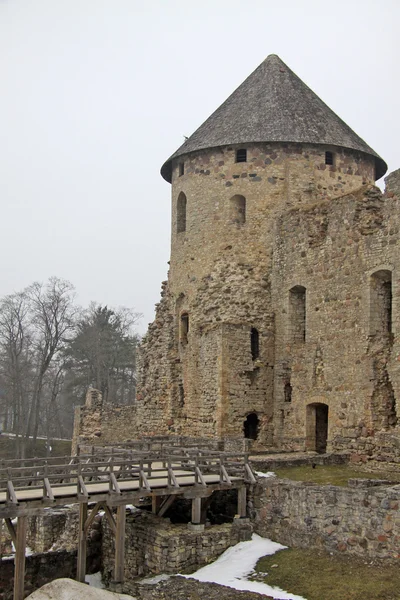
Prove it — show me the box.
[135,53,400,454]
[73,55,400,458]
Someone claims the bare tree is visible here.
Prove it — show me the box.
[0,291,33,456]
[25,277,77,445]
[0,279,140,457]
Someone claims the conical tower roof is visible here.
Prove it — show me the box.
[161,55,386,182]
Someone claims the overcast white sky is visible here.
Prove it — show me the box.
[0,0,399,333]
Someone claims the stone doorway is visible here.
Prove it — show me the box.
[306,403,328,453]
[243,413,259,440]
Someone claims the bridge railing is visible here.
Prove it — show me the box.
[0,446,256,504]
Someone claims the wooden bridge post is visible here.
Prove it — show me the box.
[152,496,162,514]
[237,486,247,518]
[77,502,88,582]
[191,496,202,525]
[114,505,126,583]
[14,516,27,600]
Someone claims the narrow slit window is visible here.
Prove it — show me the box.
[178,383,185,407]
[284,381,292,403]
[289,286,306,343]
[325,151,334,165]
[179,162,184,176]
[180,312,189,344]
[177,192,187,233]
[236,149,247,163]
[251,328,260,360]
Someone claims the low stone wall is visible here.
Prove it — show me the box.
[0,550,77,600]
[333,430,400,471]
[27,506,102,557]
[102,510,252,585]
[251,477,400,559]
[251,451,349,472]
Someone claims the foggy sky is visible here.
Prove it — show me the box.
[0,0,399,333]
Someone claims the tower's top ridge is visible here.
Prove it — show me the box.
[161,55,386,182]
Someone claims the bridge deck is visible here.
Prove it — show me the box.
[0,449,255,517]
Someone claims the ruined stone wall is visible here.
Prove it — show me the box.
[272,172,400,453]
[72,389,140,454]
[134,143,374,446]
[102,510,251,584]
[72,157,399,457]
[252,477,400,559]
[26,506,102,556]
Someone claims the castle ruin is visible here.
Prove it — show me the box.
[74,55,400,462]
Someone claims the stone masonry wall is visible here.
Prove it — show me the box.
[272,174,400,454]
[252,477,400,560]
[102,510,251,585]
[26,506,102,557]
[72,152,400,461]
[72,389,140,454]
[164,143,375,446]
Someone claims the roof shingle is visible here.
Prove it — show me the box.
[161,55,386,182]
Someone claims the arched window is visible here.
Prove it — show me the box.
[177,192,187,233]
[230,195,246,225]
[243,413,259,440]
[370,270,392,336]
[251,328,259,360]
[180,312,189,344]
[289,286,306,343]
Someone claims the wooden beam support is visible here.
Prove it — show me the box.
[77,503,88,583]
[158,495,176,518]
[152,496,162,514]
[14,516,27,600]
[113,505,126,584]
[238,486,247,518]
[191,496,202,525]
[84,501,103,534]
[103,505,117,536]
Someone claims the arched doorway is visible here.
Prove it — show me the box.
[243,413,259,440]
[306,403,328,453]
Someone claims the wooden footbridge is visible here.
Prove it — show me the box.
[0,439,256,600]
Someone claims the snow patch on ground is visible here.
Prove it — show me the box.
[182,534,307,600]
[255,471,276,478]
[86,572,106,588]
[126,505,141,514]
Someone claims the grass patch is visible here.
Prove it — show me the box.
[253,547,400,600]
[0,436,71,460]
[273,464,400,486]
